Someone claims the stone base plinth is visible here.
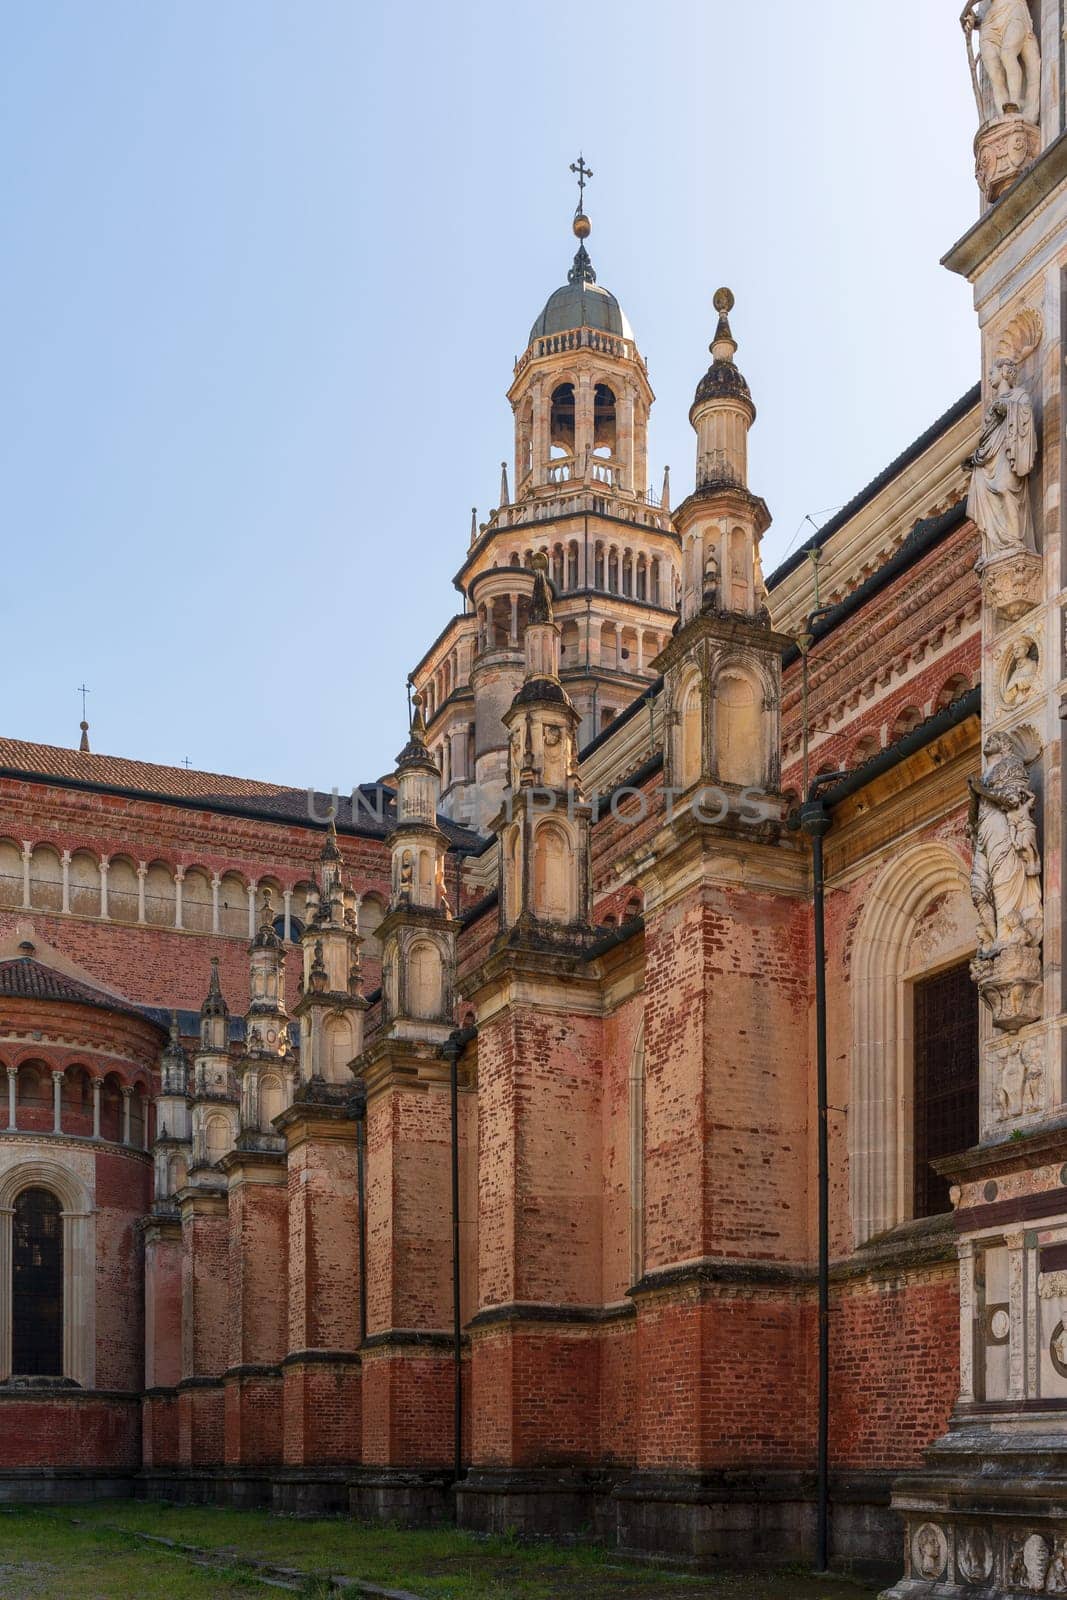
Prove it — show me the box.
[882,1424,1067,1596]
[974,117,1041,205]
[978,551,1042,623]
[972,945,1042,1033]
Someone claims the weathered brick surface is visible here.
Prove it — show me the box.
[224,1371,283,1466]
[282,1360,361,1465]
[361,1345,455,1466]
[0,1395,140,1467]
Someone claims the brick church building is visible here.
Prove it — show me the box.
[2,6,1065,1589]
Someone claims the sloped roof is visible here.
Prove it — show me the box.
[0,738,483,850]
[0,955,158,1027]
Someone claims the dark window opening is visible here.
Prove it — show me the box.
[913,962,978,1219]
[549,383,575,457]
[12,1187,63,1376]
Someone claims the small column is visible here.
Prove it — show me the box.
[20,844,31,910]
[958,1239,976,1408]
[531,381,549,487]
[247,881,259,939]
[7,1068,17,1132]
[61,851,71,914]
[99,856,109,920]
[619,384,636,493]
[92,1078,101,1140]
[121,1086,133,1146]
[174,866,185,930]
[637,632,644,673]
[510,594,519,646]
[282,889,292,943]
[1007,1230,1026,1403]
[52,1070,63,1134]
[211,874,221,935]
[137,863,147,924]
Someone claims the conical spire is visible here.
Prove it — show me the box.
[692,287,753,414]
[710,287,738,363]
[201,956,229,1019]
[499,461,510,508]
[78,721,90,753]
[661,465,671,513]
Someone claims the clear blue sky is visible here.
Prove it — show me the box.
[1,2,979,790]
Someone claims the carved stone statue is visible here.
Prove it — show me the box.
[966,358,1037,567]
[969,732,1043,958]
[962,0,1041,125]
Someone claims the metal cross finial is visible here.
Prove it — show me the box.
[76,683,90,719]
[181,756,192,769]
[569,154,593,209]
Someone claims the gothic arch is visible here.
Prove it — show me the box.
[0,1159,95,1386]
[849,840,974,1246]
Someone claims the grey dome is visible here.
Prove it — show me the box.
[528,243,633,344]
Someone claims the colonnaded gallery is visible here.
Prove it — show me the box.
[2,5,1067,1593]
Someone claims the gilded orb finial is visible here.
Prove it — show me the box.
[531,551,549,574]
[572,212,591,240]
[714,287,735,316]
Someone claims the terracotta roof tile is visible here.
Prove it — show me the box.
[0,737,484,850]
[0,956,156,1026]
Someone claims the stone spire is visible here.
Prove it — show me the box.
[294,813,366,1087]
[691,289,756,493]
[500,461,510,508]
[79,721,90,753]
[199,956,229,1052]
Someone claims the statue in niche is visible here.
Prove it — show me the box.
[968,732,1043,958]
[1002,636,1039,705]
[702,550,720,610]
[397,849,414,904]
[1022,1036,1044,1111]
[965,357,1037,567]
[961,0,1041,125]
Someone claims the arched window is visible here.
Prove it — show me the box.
[358,895,386,962]
[567,542,579,590]
[29,846,62,913]
[12,1188,63,1377]
[679,675,703,790]
[68,851,101,917]
[716,670,761,787]
[532,822,573,923]
[593,383,616,456]
[936,674,970,710]
[219,873,248,938]
[144,862,175,928]
[107,856,140,924]
[182,868,213,933]
[549,383,575,458]
[0,839,23,909]
[890,705,923,742]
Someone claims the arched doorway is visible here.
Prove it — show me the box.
[12,1188,62,1376]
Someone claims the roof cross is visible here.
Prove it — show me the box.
[569,153,593,211]
[76,682,90,719]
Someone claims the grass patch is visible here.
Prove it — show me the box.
[0,1506,264,1598]
[45,1501,883,1599]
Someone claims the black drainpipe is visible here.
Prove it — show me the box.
[347,1081,369,1347]
[442,1023,477,1485]
[800,771,846,1573]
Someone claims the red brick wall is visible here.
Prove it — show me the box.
[830,1267,958,1468]
[0,1394,140,1469]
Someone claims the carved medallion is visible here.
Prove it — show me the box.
[974,116,1041,203]
[957,1527,993,1584]
[912,1522,948,1580]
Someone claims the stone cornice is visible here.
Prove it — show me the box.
[355,1035,469,1099]
[217,1147,287,1184]
[626,814,809,916]
[653,610,792,677]
[275,1096,356,1149]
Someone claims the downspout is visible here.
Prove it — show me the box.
[800,769,846,1575]
[442,1023,477,1486]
